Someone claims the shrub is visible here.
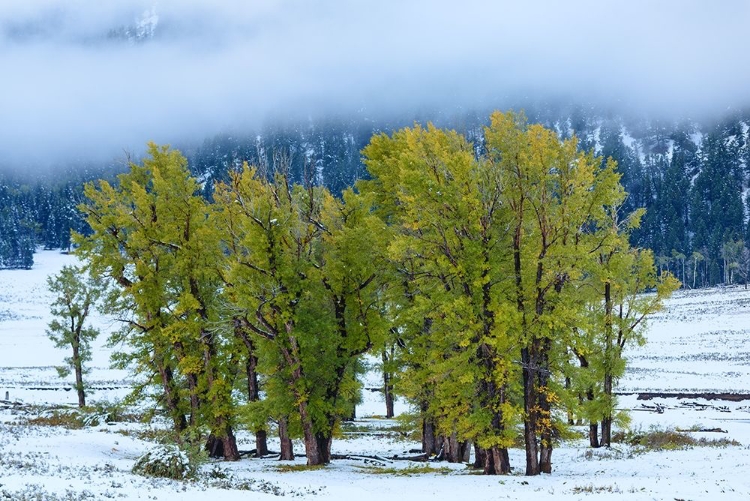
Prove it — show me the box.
[132,445,194,480]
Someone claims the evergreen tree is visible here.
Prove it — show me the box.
[691,125,744,284]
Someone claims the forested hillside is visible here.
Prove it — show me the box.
[2,105,750,286]
[0,167,113,268]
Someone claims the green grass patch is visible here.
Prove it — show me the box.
[359,463,454,476]
[612,426,741,451]
[273,463,326,473]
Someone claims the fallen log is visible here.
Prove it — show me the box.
[620,392,750,402]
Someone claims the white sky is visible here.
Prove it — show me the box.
[1,0,749,167]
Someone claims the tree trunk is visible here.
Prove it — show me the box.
[589,422,600,448]
[202,329,240,461]
[441,433,470,463]
[205,430,240,461]
[222,427,240,461]
[157,362,187,434]
[484,446,511,475]
[204,420,240,461]
[315,433,332,464]
[299,400,330,465]
[538,341,553,474]
[421,415,439,455]
[256,430,269,457]
[602,281,614,448]
[301,426,324,465]
[245,345,268,456]
[278,417,294,461]
[565,376,574,425]
[382,348,395,418]
[522,346,540,476]
[539,437,552,473]
[384,377,395,419]
[601,373,613,446]
[72,342,85,408]
[173,340,200,427]
[473,444,486,469]
[206,434,223,458]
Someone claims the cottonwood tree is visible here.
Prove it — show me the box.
[76,143,240,459]
[361,124,516,474]
[585,243,679,446]
[484,111,627,474]
[214,165,387,465]
[360,112,655,476]
[46,264,101,408]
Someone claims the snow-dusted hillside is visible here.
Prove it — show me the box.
[1,250,749,500]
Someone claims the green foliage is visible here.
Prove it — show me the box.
[213,165,389,463]
[360,111,675,474]
[46,264,101,407]
[75,143,239,449]
[72,113,676,473]
[131,445,196,480]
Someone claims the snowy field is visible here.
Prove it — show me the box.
[1,250,749,500]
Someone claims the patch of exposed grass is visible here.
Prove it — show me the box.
[611,426,741,451]
[26,409,84,429]
[22,401,144,430]
[359,463,454,476]
[273,463,326,473]
[580,446,634,461]
[115,426,172,443]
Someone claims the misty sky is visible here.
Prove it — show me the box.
[1,0,749,167]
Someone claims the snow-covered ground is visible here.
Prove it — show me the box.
[1,250,749,500]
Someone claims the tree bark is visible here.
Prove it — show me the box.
[244,341,268,456]
[221,427,240,461]
[484,446,511,475]
[256,430,269,457]
[299,400,329,465]
[602,280,614,447]
[473,444,486,469]
[538,334,553,474]
[278,417,294,461]
[157,361,187,434]
[601,373,613,446]
[441,433,470,463]
[522,345,540,475]
[382,348,395,418]
[589,422,601,448]
[421,414,439,455]
[173,340,200,426]
[205,430,240,461]
[72,342,85,408]
[202,328,240,461]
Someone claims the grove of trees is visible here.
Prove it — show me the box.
[71,112,676,475]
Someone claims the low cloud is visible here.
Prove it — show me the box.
[1,0,749,167]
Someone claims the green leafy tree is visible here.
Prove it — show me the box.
[570,208,679,447]
[361,124,516,473]
[46,264,101,407]
[214,165,387,465]
[76,143,240,460]
[484,111,626,474]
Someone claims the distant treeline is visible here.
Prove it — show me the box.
[2,105,750,285]
[0,169,101,268]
